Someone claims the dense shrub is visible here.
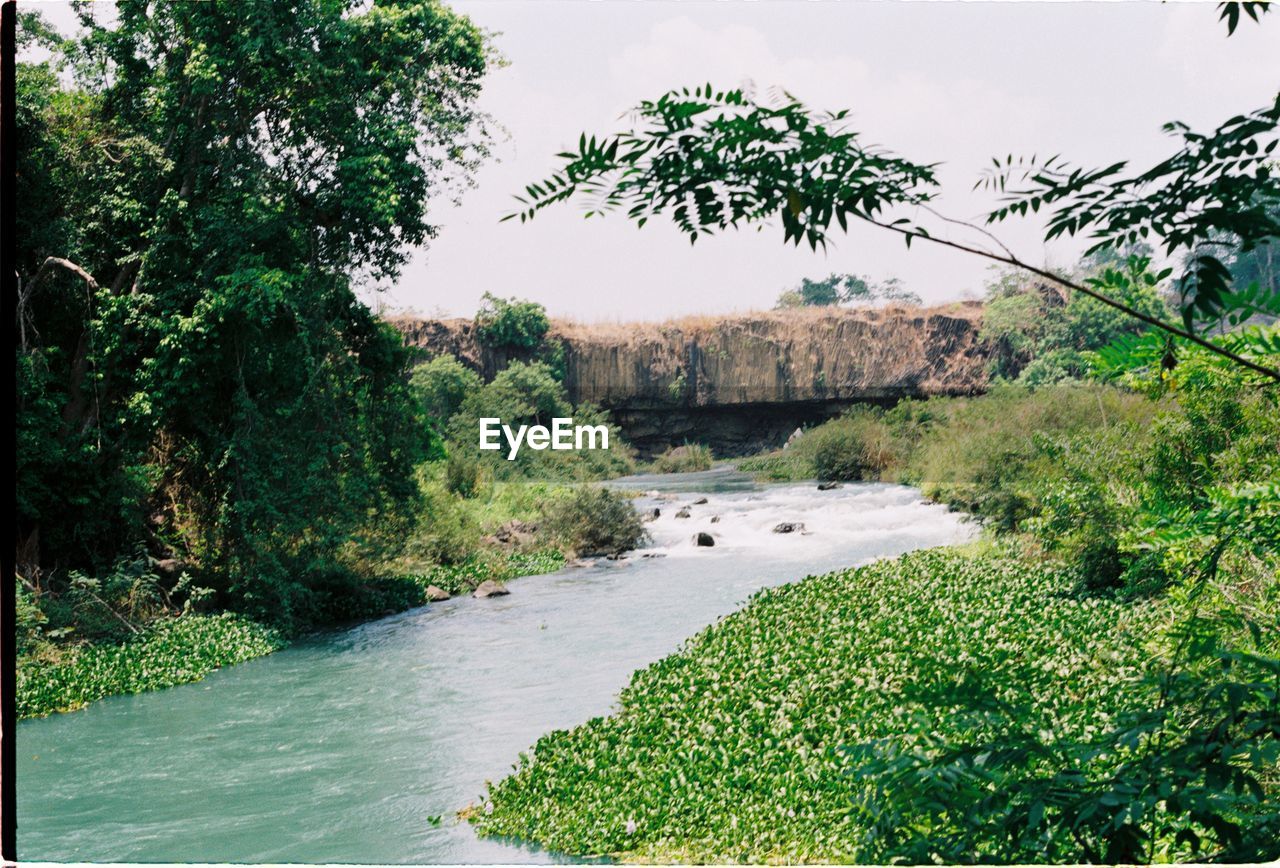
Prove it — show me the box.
[650,443,714,474]
[448,361,634,481]
[903,384,1157,531]
[540,487,647,557]
[980,257,1169,382]
[411,355,482,423]
[474,293,551,350]
[445,448,485,498]
[805,410,900,482]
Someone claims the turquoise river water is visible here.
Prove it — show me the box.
[18,469,971,862]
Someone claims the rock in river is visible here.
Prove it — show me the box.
[693,532,715,547]
[772,522,806,534]
[817,481,842,491]
[425,585,451,602]
[472,580,510,598]
[675,507,692,519]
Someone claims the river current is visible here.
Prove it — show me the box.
[18,468,971,862]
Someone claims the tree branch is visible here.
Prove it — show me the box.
[861,217,1280,382]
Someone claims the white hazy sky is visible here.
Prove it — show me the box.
[31,1,1280,321]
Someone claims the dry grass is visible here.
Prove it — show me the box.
[549,300,982,346]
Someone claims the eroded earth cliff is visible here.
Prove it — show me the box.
[391,303,990,456]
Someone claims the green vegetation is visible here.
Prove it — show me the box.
[541,487,648,557]
[649,443,714,474]
[475,292,552,351]
[982,254,1170,383]
[775,273,921,308]
[475,546,1160,860]
[17,614,285,719]
[393,466,642,575]
[13,6,648,716]
[14,0,496,705]
[409,551,567,597]
[477,343,1280,861]
[424,359,636,481]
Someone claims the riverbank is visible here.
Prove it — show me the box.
[18,476,972,862]
[472,542,1170,862]
[16,548,569,719]
[471,362,1280,863]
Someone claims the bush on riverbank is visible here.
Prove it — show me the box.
[649,443,714,474]
[17,613,285,719]
[540,487,648,557]
[740,383,1159,528]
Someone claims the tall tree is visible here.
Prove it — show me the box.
[16,0,493,628]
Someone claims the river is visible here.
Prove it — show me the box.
[18,468,972,862]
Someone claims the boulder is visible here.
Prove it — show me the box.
[485,519,538,550]
[710,515,721,523]
[425,585,451,602]
[692,497,709,505]
[641,552,668,559]
[642,507,661,521]
[783,427,804,449]
[772,522,806,534]
[693,532,716,547]
[675,507,692,519]
[817,481,842,491]
[472,580,510,598]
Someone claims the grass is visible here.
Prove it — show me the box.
[551,300,982,345]
[649,444,714,474]
[472,544,1165,862]
[737,384,1158,529]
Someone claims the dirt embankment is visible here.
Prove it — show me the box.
[390,302,990,456]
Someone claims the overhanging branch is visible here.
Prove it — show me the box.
[861,217,1280,382]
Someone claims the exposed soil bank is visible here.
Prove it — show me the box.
[391,303,990,456]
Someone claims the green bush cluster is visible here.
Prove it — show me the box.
[18,613,285,719]
[411,359,635,482]
[979,255,1169,384]
[649,443,714,474]
[540,487,648,557]
[474,292,552,350]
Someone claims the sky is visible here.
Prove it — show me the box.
[30,1,1280,322]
